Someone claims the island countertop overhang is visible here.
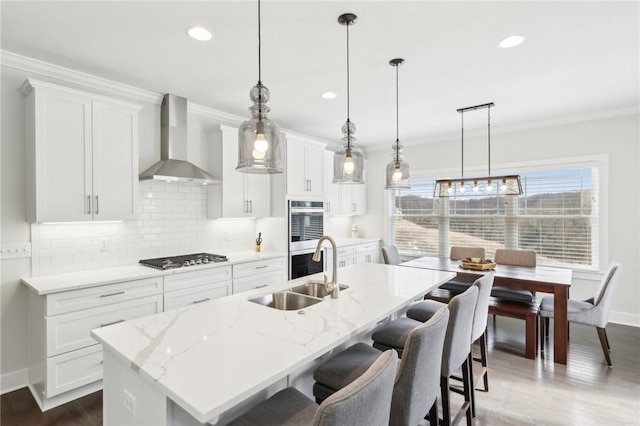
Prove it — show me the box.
[91,263,455,423]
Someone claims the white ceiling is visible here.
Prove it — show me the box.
[2,1,638,149]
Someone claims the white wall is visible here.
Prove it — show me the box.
[360,113,640,326]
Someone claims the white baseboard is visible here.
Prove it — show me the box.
[1,368,28,395]
[610,311,640,327]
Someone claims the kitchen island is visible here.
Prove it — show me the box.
[91,263,455,425]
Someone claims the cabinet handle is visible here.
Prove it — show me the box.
[87,195,91,214]
[192,298,210,304]
[244,200,248,213]
[95,195,99,215]
[249,200,253,213]
[255,265,269,269]
[326,202,330,212]
[99,291,125,298]
[100,319,125,327]
[308,180,312,192]
[352,202,356,212]
[255,284,268,288]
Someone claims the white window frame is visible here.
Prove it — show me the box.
[385,154,608,274]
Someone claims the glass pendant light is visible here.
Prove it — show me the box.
[333,13,364,184]
[237,0,282,174]
[385,58,410,189]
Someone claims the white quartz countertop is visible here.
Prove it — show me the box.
[91,263,455,423]
[22,251,287,295]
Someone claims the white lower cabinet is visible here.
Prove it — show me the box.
[27,257,286,410]
[327,241,380,272]
[356,241,380,264]
[164,267,232,310]
[28,277,164,410]
[326,246,356,272]
[46,345,103,397]
[232,257,286,294]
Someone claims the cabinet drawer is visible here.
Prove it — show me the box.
[335,246,355,257]
[46,344,103,397]
[233,271,286,295]
[47,294,163,357]
[356,242,379,253]
[357,252,380,264]
[164,266,232,292]
[232,257,285,279]
[164,281,231,311]
[46,276,162,315]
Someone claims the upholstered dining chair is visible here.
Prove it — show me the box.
[439,246,486,293]
[312,307,450,426]
[227,349,398,426]
[491,249,537,303]
[381,245,402,265]
[372,285,479,426]
[539,263,621,367]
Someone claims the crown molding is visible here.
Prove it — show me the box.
[366,105,640,153]
[1,50,163,104]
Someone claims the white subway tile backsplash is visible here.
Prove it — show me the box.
[30,181,258,276]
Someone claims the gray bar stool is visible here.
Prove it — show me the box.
[408,274,494,417]
[313,307,450,426]
[227,349,398,426]
[371,285,479,426]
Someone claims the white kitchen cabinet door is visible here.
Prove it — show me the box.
[27,85,93,222]
[286,138,307,196]
[285,135,325,198]
[305,142,325,197]
[350,184,366,215]
[23,79,140,223]
[91,100,138,221]
[207,125,271,218]
[323,151,340,215]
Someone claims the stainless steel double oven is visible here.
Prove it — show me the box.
[288,200,325,279]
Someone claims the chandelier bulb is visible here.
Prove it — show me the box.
[500,179,508,191]
[473,180,479,192]
[447,183,454,194]
[343,155,355,174]
[487,180,494,191]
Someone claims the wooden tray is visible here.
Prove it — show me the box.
[459,261,496,271]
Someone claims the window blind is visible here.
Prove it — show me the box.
[387,165,598,269]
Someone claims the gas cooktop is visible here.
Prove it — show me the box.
[139,253,228,270]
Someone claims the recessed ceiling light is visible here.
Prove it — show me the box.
[321,92,336,99]
[187,26,213,41]
[498,35,526,49]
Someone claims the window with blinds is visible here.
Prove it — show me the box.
[388,165,598,269]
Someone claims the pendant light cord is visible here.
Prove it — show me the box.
[346,21,351,148]
[487,104,491,176]
[461,110,464,178]
[395,63,400,164]
[257,0,262,84]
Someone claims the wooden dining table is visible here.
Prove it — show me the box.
[400,256,573,364]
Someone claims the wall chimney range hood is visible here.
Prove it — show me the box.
[139,94,219,185]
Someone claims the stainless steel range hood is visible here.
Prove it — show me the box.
[139,94,219,185]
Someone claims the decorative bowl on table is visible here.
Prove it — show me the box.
[459,258,496,270]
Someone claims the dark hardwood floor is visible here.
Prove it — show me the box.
[2,318,639,425]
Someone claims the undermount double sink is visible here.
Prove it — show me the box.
[249,282,349,311]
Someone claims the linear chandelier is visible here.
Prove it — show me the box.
[434,102,522,197]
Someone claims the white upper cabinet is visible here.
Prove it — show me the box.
[285,134,325,198]
[23,79,140,223]
[323,150,366,216]
[207,125,270,218]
